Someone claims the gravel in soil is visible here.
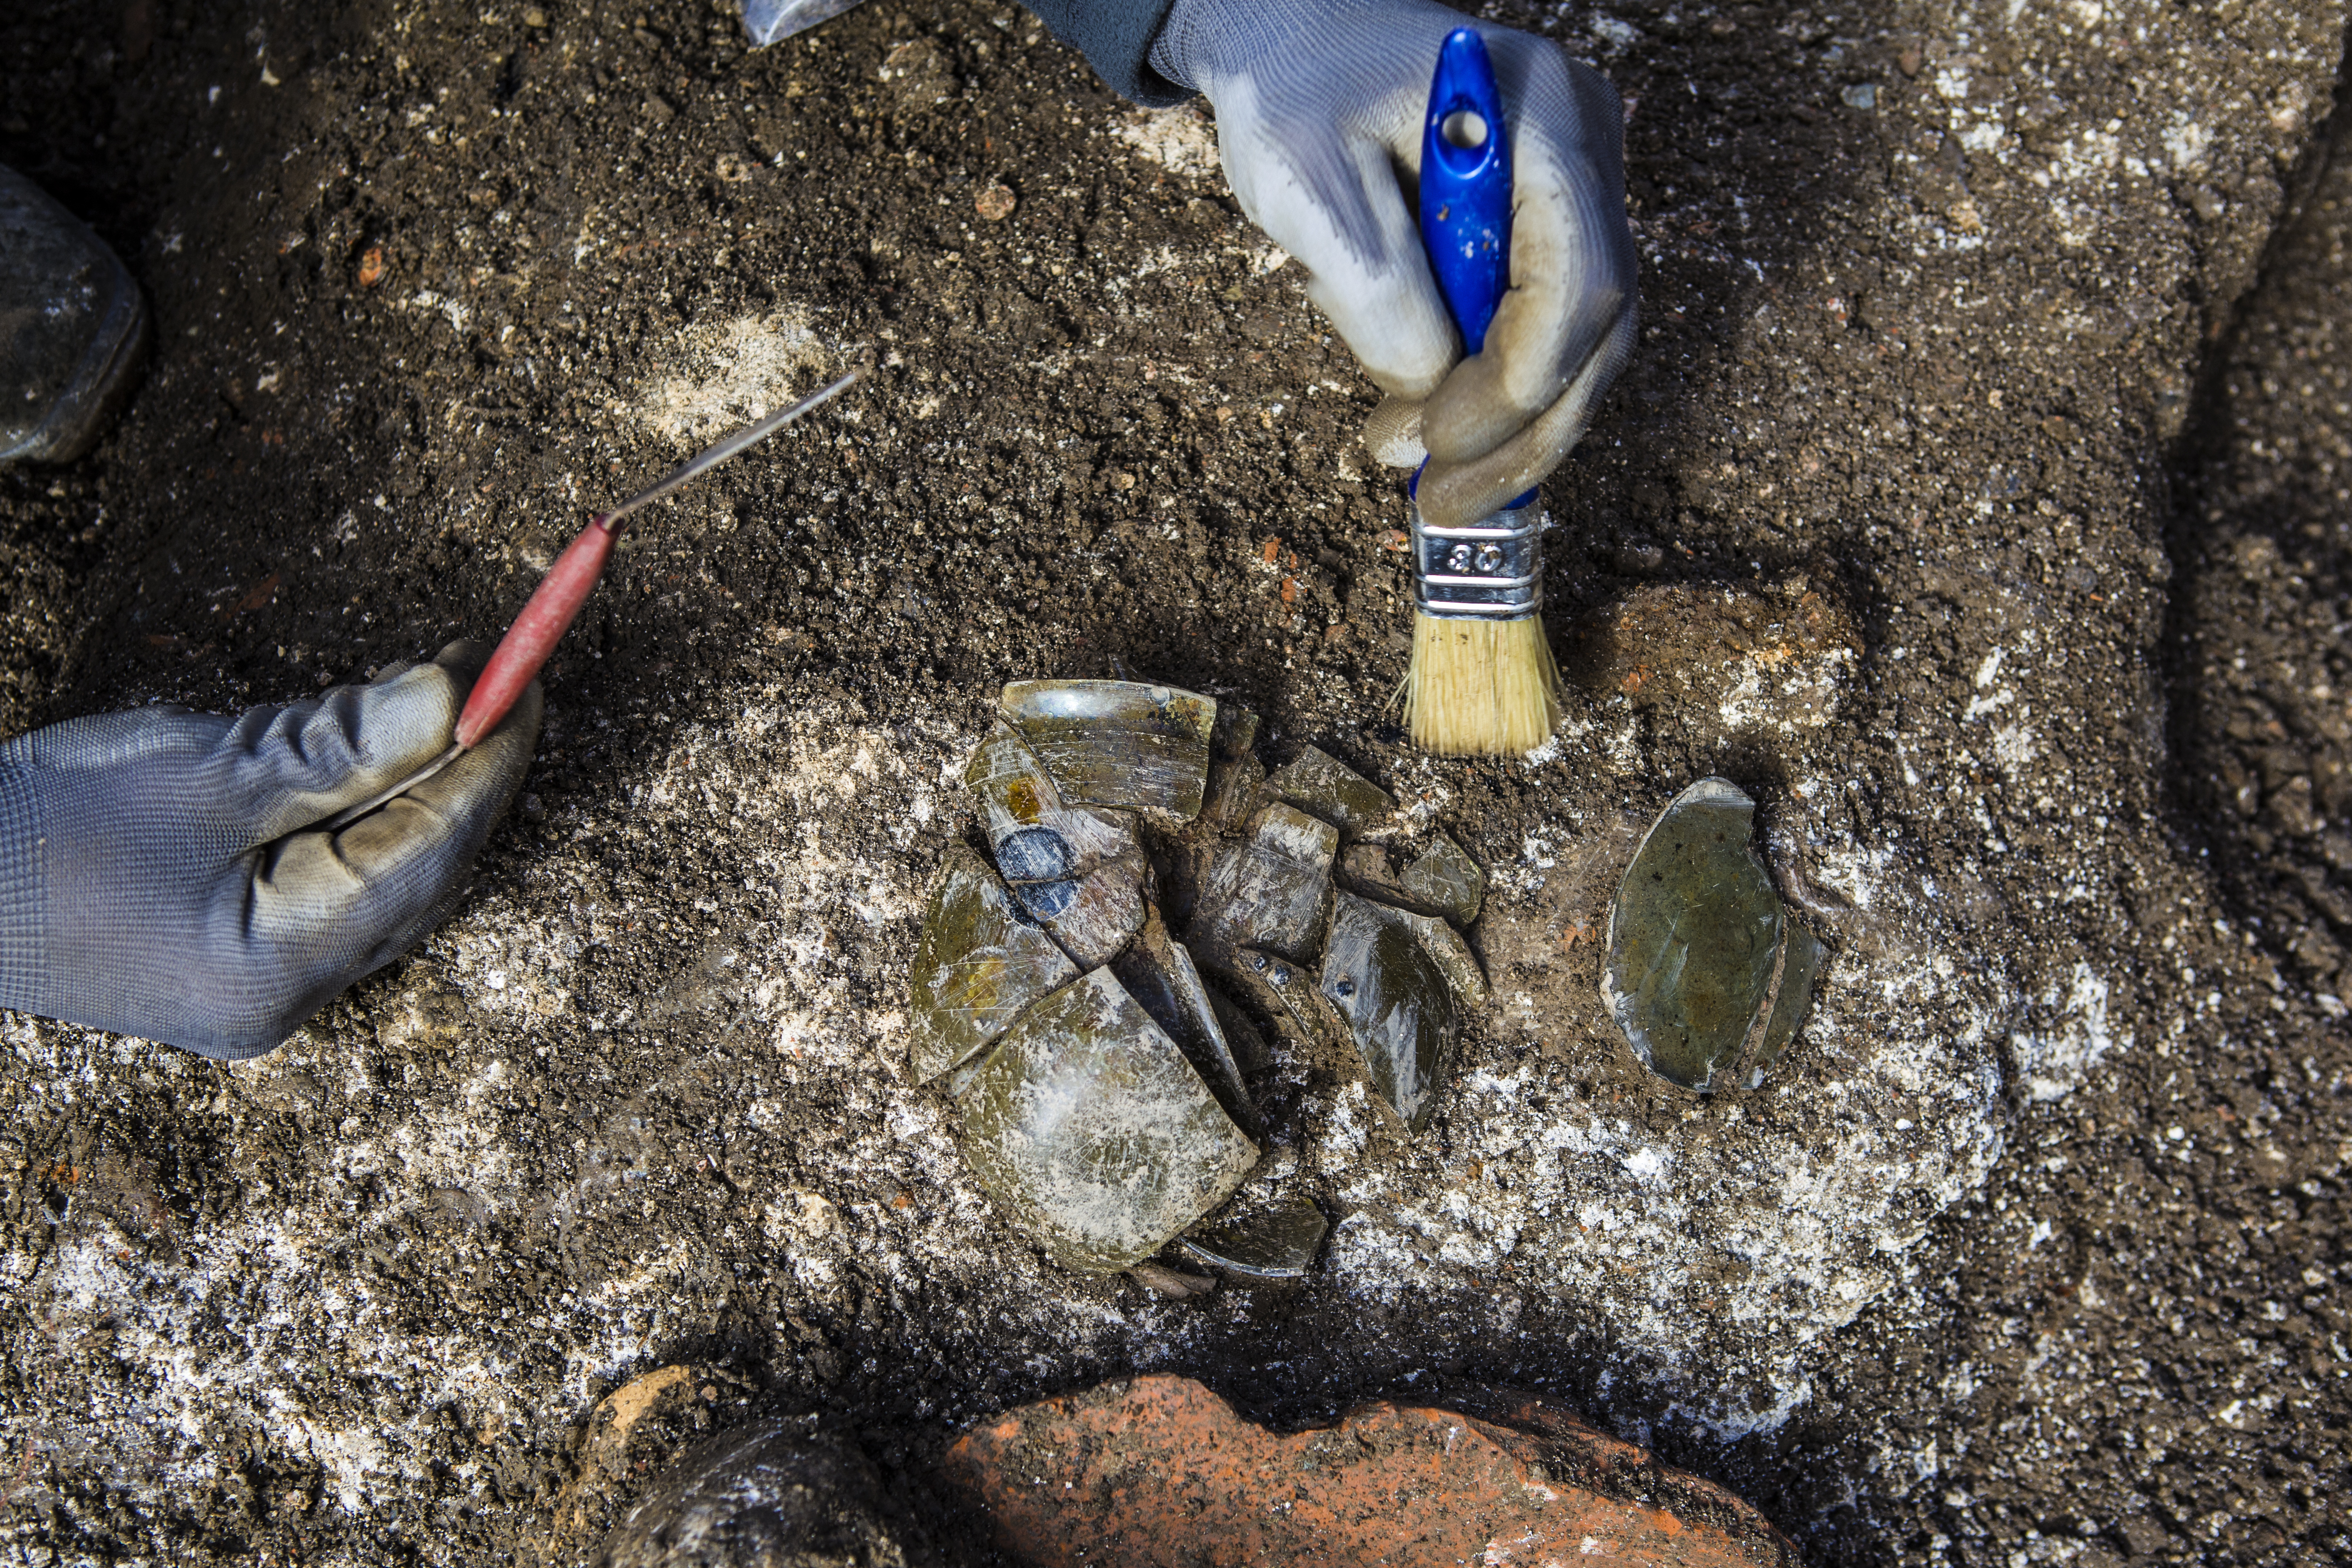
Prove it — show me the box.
[0,1,2349,1565]
[2179,88,2352,1001]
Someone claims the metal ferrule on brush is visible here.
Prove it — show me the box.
[1410,490,1543,620]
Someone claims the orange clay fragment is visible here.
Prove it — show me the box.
[948,1375,1801,1568]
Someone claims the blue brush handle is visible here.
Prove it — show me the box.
[1414,27,1534,511]
[1420,27,1511,356]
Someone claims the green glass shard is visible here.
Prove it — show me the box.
[1399,837,1486,926]
[1200,750,1267,835]
[1604,778,1799,1092]
[1180,1193,1328,1279]
[1205,985,1274,1076]
[1211,703,1260,759]
[963,719,1148,968]
[1239,943,1349,1063]
[1033,854,1147,970]
[1265,746,1396,836]
[953,968,1259,1274]
[1334,841,1405,905]
[1395,906,1489,1009]
[1000,680,1216,820]
[1318,890,1459,1132]
[1199,701,1267,834]
[964,720,1138,875]
[904,844,1078,1084]
[1110,902,1257,1135]
[1189,803,1338,964]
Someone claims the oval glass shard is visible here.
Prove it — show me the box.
[1000,681,1216,819]
[1318,891,1459,1131]
[1603,778,1788,1092]
[905,844,1079,1084]
[1180,1194,1329,1280]
[953,968,1260,1274]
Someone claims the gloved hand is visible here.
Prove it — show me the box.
[1148,0,1638,529]
[0,643,541,1059]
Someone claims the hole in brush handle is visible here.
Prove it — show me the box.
[1440,109,1489,150]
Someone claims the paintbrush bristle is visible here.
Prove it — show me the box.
[1403,613,1563,756]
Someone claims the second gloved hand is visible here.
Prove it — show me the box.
[0,643,541,1059]
[1149,0,1638,529]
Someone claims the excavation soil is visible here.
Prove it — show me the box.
[1,1,2348,1565]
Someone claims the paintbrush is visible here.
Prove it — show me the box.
[1400,27,1564,757]
[322,361,868,831]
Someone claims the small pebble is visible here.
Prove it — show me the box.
[975,182,1016,221]
[1128,1262,1216,1300]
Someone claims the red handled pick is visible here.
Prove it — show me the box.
[322,360,868,832]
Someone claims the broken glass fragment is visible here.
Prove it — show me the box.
[1399,837,1486,926]
[1180,1193,1328,1279]
[1265,746,1397,836]
[1319,890,1460,1131]
[905,844,1079,1084]
[1000,680,1216,819]
[1604,778,1822,1092]
[953,968,1259,1274]
[1189,803,1338,964]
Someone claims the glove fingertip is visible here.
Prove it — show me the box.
[1412,461,1508,534]
[432,638,499,687]
[1420,355,1526,466]
[441,679,541,816]
[1362,395,1429,468]
[332,687,537,883]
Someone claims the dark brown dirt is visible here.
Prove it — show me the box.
[2178,96,2352,995]
[1,1,2349,1566]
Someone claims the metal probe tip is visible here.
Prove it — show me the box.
[313,357,871,836]
[317,742,466,834]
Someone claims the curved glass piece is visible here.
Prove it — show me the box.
[954,968,1259,1274]
[1604,778,1820,1092]
[1181,1194,1328,1280]
[905,844,1077,1084]
[1000,680,1216,819]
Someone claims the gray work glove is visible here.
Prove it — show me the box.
[1149,0,1639,529]
[0,643,541,1059]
